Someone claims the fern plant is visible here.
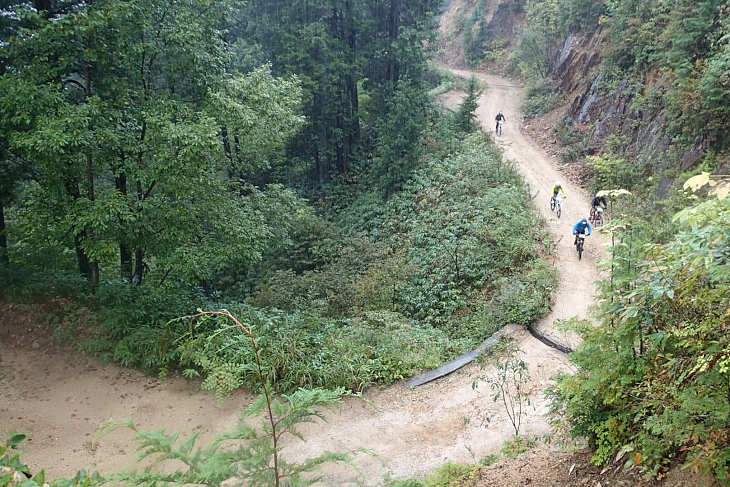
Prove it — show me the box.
[99,311,366,487]
[99,388,361,486]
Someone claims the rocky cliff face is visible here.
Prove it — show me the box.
[553,31,707,191]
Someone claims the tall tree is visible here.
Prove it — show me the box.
[0,0,303,287]
[236,0,439,186]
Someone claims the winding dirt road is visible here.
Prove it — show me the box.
[288,72,611,485]
[450,69,610,340]
[0,74,606,486]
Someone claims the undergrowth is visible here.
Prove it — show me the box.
[2,123,556,397]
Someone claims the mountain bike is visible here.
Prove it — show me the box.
[550,195,563,218]
[496,119,503,136]
[589,206,604,226]
[575,233,587,260]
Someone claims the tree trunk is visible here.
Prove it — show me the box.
[34,0,52,16]
[86,149,99,287]
[0,201,8,265]
[221,126,234,179]
[200,279,211,297]
[387,0,400,86]
[85,47,99,287]
[346,0,360,144]
[65,178,92,278]
[115,171,133,280]
[336,111,347,174]
[73,231,91,276]
[134,248,145,285]
[133,180,145,285]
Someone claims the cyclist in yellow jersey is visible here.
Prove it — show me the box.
[551,181,566,206]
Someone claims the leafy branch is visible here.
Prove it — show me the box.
[473,340,532,436]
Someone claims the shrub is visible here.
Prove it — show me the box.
[179,307,450,395]
[548,203,730,481]
[501,435,538,458]
[521,80,564,119]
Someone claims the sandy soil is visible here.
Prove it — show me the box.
[0,76,708,487]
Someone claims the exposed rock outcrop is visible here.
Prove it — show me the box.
[552,31,707,190]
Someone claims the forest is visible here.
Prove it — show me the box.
[1,0,730,485]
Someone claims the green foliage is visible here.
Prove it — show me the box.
[474,339,532,435]
[0,0,556,403]
[151,127,557,396]
[236,0,440,184]
[3,389,361,487]
[519,0,730,153]
[548,195,730,481]
[246,232,395,318]
[97,388,363,487]
[1,433,35,485]
[383,135,555,334]
[555,117,592,164]
[557,0,606,33]
[0,265,91,304]
[480,453,501,466]
[500,435,538,458]
[3,311,368,487]
[373,79,430,195]
[600,0,730,147]
[463,0,492,66]
[521,80,564,118]
[425,462,479,486]
[384,481,425,487]
[3,85,557,400]
[83,283,209,374]
[452,77,482,133]
[488,260,557,327]
[0,0,304,289]
[1,433,104,486]
[99,310,367,487]
[512,0,563,79]
[178,307,450,395]
[586,152,642,192]
[384,462,480,487]
[512,29,555,80]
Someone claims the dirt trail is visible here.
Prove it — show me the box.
[450,70,610,342]
[0,73,605,486]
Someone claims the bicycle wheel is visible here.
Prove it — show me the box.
[577,241,583,260]
[550,199,555,211]
[556,202,561,219]
[595,214,603,226]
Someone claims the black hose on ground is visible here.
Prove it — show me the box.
[405,325,573,388]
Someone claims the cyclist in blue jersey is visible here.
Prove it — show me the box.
[572,218,592,246]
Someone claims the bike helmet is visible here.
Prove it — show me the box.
[582,218,588,223]
[555,181,562,187]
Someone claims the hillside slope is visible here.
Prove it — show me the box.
[439,0,728,193]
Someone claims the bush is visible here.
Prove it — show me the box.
[521,80,564,119]
[179,307,451,395]
[85,282,209,376]
[548,203,730,481]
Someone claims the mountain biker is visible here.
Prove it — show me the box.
[572,217,592,246]
[590,193,607,218]
[495,110,505,131]
[551,181,566,205]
